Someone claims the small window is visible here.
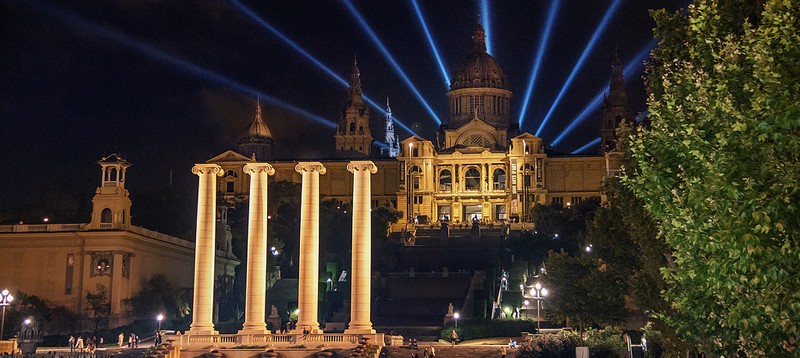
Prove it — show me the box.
[493,169,506,190]
[439,169,452,192]
[413,195,423,204]
[101,208,112,223]
[551,197,564,206]
[410,166,422,190]
[225,170,238,178]
[523,164,534,188]
[412,147,419,157]
[349,122,356,132]
[226,182,235,193]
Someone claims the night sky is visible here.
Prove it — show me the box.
[0,0,686,218]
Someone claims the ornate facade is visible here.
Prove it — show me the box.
[395,25,611,224]
[214,24,623,228]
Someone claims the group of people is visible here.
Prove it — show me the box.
[67,335,99,353]
[408,345,435,358]
[117,332,140,348]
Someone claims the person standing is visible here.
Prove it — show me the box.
[450,329,458,346]
[501,346,507,358]
[75,336,85,352]
[68,335,75,352]
[429,345,435,357]
[118,332,125,348]
[128,333,133,348]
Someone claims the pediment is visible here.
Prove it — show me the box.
[206,150,255,164]
[451,117,496,135]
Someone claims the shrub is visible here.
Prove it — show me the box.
[516,333,576,358]
[439,319,534,341]
[583,327,626,358]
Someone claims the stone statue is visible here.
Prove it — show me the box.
[447,303,454,316]
[270,304,279,317]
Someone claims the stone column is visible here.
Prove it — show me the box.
[345,160,377,334]
[240,163,275,333]
[295,162,326,333]
[190,164,222,334]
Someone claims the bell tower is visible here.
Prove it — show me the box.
[88,154,132,230]
[600,49,631,150]
[335,57,373,158]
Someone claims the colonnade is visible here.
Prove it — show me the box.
[189,161,377,335]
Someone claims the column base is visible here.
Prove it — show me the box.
[238,326,269,335]
[188,323,218,335]
[344,325,376,334]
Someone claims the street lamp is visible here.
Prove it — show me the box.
[530,282,548,332]
[453,312,460,328]
[156,314,164,331]
[0,289,13,340]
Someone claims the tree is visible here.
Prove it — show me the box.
[542,251,628,330]
[124,274,186,326]
[628,0,800,355]
[85,284,111,333]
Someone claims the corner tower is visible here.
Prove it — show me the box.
[239,99,275,161]
[442,24,514,150]
[600,50,631,150]
[88,154,132,230]
[335,58,373,158]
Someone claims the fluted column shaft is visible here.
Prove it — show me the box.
[240,163,275,333]
[345,161,377,334]
[295,162,326,333]
[190,164,222,334]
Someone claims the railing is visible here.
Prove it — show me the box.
[0,223,87,233]
[130,226,194,250]
[173,332,380,348]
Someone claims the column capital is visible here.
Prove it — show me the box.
[243,163,275,176]
[192,164,223,176]
[347,160,378,174]
[295,162,327,175]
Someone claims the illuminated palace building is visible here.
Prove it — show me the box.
[214,24,626,227]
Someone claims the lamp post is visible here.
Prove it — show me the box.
[156,314,163,332]
[530,283,548,333]
[453,312,460,328]
[0,289,13,340]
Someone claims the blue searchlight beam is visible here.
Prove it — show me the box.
[535,0,623,137]
[410,0,450,87]
[518,0,561,130]
[29,1,336,129]
[341,0,442,125]
[230,0,420,137]
[480,0,493,55]
[551,40,656,147]
[571,137,601,154]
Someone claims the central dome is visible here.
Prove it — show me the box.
[450,25,509,91]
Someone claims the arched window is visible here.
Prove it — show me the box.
[464,167,480,191]
[349,122,356,132]
[410,166,422,190]
[439,169,452,192]
[101,208,113,223]
[122,210,126,224]
[359,124,364,133]
[225,170,238,178]
[412,147,419,157]
[493,168,506,190]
